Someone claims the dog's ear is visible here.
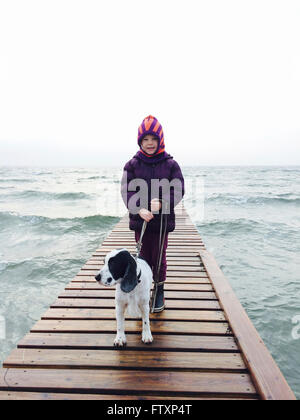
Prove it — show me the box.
[121,256,139,293]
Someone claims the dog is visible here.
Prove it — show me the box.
[95,248,153,347]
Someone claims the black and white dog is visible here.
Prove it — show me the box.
[95,248,153,347]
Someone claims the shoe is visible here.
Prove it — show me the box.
[153,284,165,313]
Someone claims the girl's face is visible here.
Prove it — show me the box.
[141,135,159,155]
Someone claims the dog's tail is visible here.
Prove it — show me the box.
[126,301,142,319]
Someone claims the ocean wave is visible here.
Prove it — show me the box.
[0,256,83,289]
[206,193,300,205]
[77,175,109,182]
[0,257,34,272]
[0,178,34,183]
[86,176,102,180]
[196,218,299,241]
[31,171,54,176]
[5,190,91,201]
[197,218,263,233]
[0,261,8,273]
[0,211,119,231]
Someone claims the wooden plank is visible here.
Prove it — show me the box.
[0,368,257,397]
[199,249,296,401]
[110,230,201,234]
[113,225,198,228]
[76,270,209,278]
[108,235,202,239]
[50,298,221,311]
[58,290,218,300]
[18,333,239,352]
[30,320,230,335]
[87,258,203,266]
[0,391,257,400]
[92,254,202,260]
[165,276,209,282]
[4,349,246,372]
[92,251,203,257]
[98,246,206,251]
[65,283,214,292]
[72,276,210,284]
[73,275,210,283]
[41,308,225,322]
[82,263,206,272]
[102,243,205,247]
[112,230,199,233]
[95,249,205,255]
[3,205,291,400]
[102,239,204,243]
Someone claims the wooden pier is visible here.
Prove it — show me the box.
[0,205,295,400]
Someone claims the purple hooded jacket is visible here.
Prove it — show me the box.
[121,151,185,233]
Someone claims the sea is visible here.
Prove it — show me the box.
[0,165,299,398]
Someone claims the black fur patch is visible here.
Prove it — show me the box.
[108,250,139,293]
[108,250,131,280]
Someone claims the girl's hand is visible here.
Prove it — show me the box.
[139,208,154,222]
[150,198,161,212]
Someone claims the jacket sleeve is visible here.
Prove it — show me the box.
[160,160,185,213]
[121,161,133,212]
[120,160,142,214]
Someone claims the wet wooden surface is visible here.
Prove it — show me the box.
[0,204,295,400]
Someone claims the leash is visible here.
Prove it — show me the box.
[135,220,148,259]
[134,220,148,283]
[150,202,168,313]
[134,204,168,312]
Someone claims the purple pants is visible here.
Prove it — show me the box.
[135,230,169,283]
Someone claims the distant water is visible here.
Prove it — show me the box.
[0,165,299,398]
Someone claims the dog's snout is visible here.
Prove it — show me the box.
[95,273,101,282]
[107,277,112,284]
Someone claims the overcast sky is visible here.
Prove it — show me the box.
[0,0,299,167]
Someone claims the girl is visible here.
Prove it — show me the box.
[121,115,185,312]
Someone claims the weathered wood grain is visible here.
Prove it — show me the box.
[1,205,293,400]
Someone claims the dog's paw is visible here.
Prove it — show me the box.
[142,331,153,344]
[114,334,127,347]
